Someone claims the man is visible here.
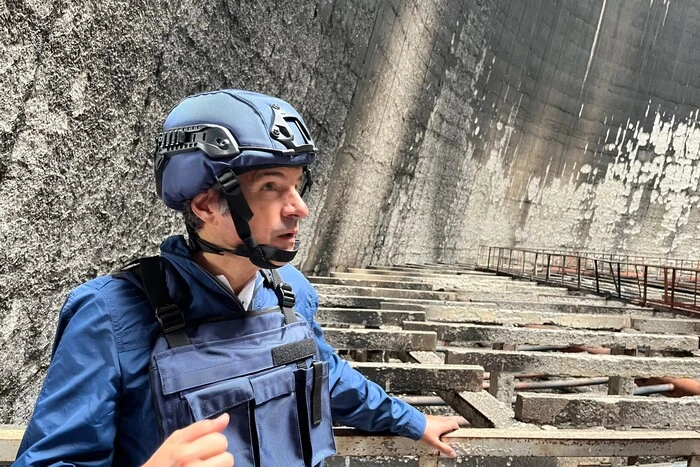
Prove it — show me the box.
[16,89,460,466]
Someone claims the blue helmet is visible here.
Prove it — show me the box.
[153,89,316,268]
[155,89,316,211]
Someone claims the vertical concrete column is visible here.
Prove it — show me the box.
[488,371,516,405]
[608,347,637,396]
[489,343,517,404]
[351,350,368,362]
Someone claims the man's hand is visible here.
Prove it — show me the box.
[143,413,234,467]
[419,414,461,458]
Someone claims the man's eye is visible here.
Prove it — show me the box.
[262,182,276,191]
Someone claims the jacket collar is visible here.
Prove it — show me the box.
[158,235,271,318]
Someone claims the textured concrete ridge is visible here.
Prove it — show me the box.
[515,393,700,429]
[426,307,634,330]
[447,348,700,378]
[322,328,437,351]
[350,361,484,393]
[406,321,699,350]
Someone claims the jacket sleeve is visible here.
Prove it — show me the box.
[305,287,426,440]
[15,284,121,467]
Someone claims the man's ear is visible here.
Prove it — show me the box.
[190,189,221,225]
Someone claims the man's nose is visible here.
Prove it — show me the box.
[282,189,309,219]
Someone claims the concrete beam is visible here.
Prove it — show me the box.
[319,295,429,309]
[446,348,700,378]
[454,285,569,295]
[348,267,494,277]
[631,316,700,335]
[333,427,700,459]
[0,426,22,465]
[3,425,700,464]
[443,390,520,429]
[329,269,567,294]
[313,284,458,301]
[515,393,700,429]
[425,307,700,335]
[425,307,633,330]
[407,351,519,429]
[404,322,699,351]
[457,292,603,302]
[350,361,483,393]
[316,308,426,327]
[423,301,652,316]
[345,269,532,287]
[323,328,437,351]
[309,276,434,291]
[365,265,494,276]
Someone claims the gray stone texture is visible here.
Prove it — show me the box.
[447,348,700,379]
[2,0,700,427]
[322,328,437,351]
[515,393,700,430]
[350,361,484,393]
[406,321,699,351]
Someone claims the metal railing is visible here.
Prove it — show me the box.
[493,247,700,270]
[476,246,700,315]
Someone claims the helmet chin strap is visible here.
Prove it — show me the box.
[186,170,299,269]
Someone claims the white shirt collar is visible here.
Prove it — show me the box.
[215,274,257,310]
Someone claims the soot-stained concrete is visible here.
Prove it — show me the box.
[2,0,700,425]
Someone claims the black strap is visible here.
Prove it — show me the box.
[140,257,191,348]
[261,269,298,325]
[311,361,324,425]
[184,170,301,269]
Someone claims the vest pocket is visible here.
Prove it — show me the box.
[296,361,336,465]
[249,366,305,465]
[185,377,257,465]
[185,366,307,467]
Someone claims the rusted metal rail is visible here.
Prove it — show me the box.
[477,246,700,316]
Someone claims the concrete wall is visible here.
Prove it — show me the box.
[1,0,699,422]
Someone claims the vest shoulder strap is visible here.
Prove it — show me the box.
[139,256,191,348]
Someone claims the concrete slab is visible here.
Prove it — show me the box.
[0,426,22,465]
[407,351,520,428]
[319,295,441,309]
[631,316,700,334]
[312,284,458,301]
[404,321,699,351]
[316,308,426,327]
[323,328,437,351]
[407,350,445,365]
[308,276,434,291]
[453,284,570,295]
[350,361,483,393]
[442,390,520,429]
[446,348,700,378]
[423,301,652,315]
[333,427,700,459]
[425,307,633,331]
[366,265,495,276]
[515,393,700,429]
[425,307,700,335]
[488,371,516,405]
[463,293,612,303]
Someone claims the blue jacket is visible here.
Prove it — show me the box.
[16,236,426,466]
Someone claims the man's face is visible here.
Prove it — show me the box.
[232,166,310,252]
